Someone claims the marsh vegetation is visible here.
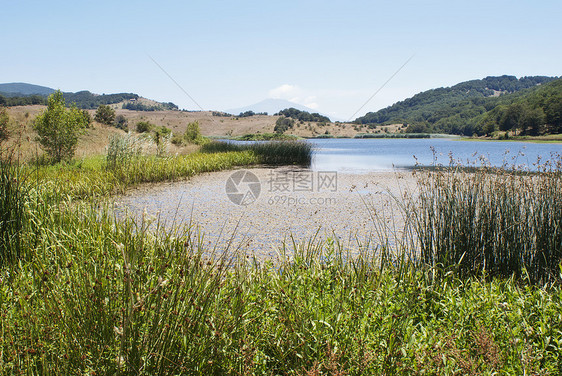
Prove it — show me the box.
[0,133,561,374]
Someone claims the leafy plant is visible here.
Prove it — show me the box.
[33,90,87,163]
[94,104,116,125]
[136,121,154,133]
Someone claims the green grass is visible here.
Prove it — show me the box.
[1,144,561,374]
[25,151,260,200]
[1,208,561,374]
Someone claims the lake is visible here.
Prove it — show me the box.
[309,138,562,172]
[116,138,561,257]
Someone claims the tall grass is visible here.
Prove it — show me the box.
[2,144,562,374]
[0,151,27,266]
[411,155,562,284]
[2,197,561,374]
[201,140,313,166]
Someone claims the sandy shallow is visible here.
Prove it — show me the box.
[114,167,419,259]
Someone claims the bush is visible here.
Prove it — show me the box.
[136,121,154,133]
[81,110,93,128]
[113,115,128,130]
[94,105,115,125]
[274,116,295,134]
[33,91,87,163]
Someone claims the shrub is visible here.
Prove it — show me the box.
[136,121,154,133]
[274,116,295,134]
[81,110,93,128]
[106,133,143,170]
[113,115,128,130]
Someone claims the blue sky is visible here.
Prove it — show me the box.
[1,0,561,119]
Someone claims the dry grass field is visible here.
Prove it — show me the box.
[4,104,405,160]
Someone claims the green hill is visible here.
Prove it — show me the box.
[0,82,55,96]
[354,75,560,136]
[0,83,178,111]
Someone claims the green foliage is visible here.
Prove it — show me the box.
[1,150,561,374]
[80,109,93,128]
[63,91,138,109]
[33,91,87,163]
[105,133,143,170]
[153,126,172,156]
[0,107,9,141]
[201,140,312,166]
[122,101,178,111]
[136,121,154,133]
[234,133,299,141]
[184,120,201,142]
[276,107,331,123]
[355,76,560,136]
[0,94,46,107]
[113,114,128,130]
[413,158,562,284]
[236,110,267,117]
[274,116,295,134]
[183,120,206,144]
[0,152,27,266]
[94,104,116,125]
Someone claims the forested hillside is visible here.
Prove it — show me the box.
[354,75,560,136]
[0,83,178,111]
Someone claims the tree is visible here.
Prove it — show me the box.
[33,91,87,163]
[184,121,202,142]
[0,108,9,142]
[94,104,115,125]
[520,107,545,136]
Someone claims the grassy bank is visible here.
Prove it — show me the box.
[24,139,312,200]
[1,143,561,374]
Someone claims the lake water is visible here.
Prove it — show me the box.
[116,138,561,257]
[309,138,562,172]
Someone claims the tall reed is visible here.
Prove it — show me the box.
[200,140,313,166]
[0,150,27,266]
[412,155,562,284]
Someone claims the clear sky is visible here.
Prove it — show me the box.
[1,0,561,120]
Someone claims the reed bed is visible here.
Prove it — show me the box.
[201,140,313,166]
[410,155,562,284]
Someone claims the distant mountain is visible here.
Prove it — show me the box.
[0,82,178,110]
[226,99,327,118]
[0,82,55,97]
[354,75,561,136]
